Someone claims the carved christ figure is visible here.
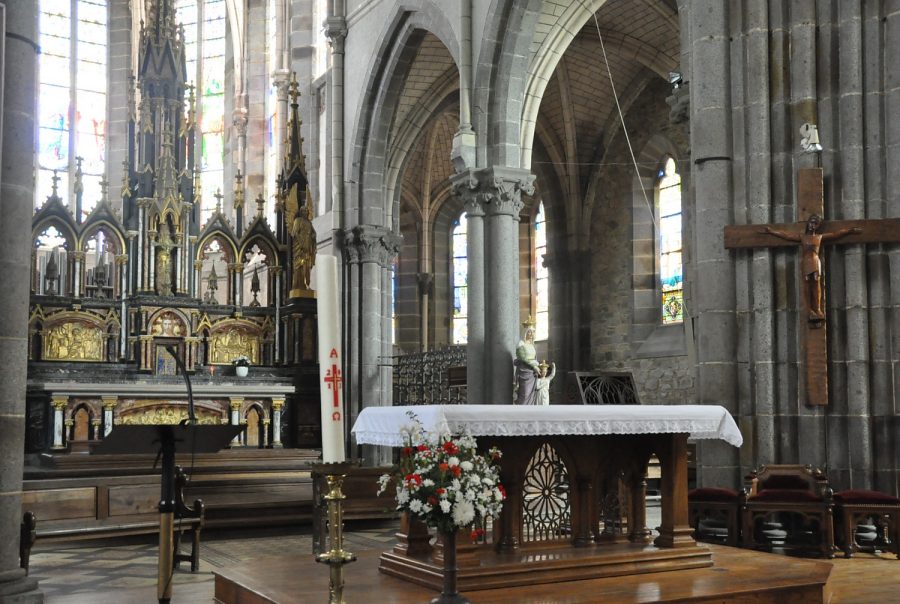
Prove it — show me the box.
[762,214,860,321]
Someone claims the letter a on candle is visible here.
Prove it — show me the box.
[315,255,345,462]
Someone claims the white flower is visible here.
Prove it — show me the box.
[482,477,494,487]
[448,456,460,467]
[409,499,423,513]
[440,500,452,513]
[452,478,461,490]
[452,500,475,526]
[397,489,410,505]
[422,503,433,513]
[422,478,435,487]
[460,460,474,472]
[493,487,503,501]
[464,489,476,501]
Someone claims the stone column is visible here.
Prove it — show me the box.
[71,251,85,297]
[101,396,117,437]
[230,397,244,445]
[450,171,486,403]
[0,3,43,595]
[271,397,284,447]
[481,168,534,404]
[271,266,282,361]
[348,226,401,464]
[689,1,739,486]
[50,396,68,450]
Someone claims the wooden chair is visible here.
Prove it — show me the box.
[833,489,900,559]
[172,465,204,572]
[688,487,742,547]
[741,464,835,558]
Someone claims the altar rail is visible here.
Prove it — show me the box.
[392,346,467,405]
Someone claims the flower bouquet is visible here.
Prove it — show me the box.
[232,355,251,376]
[378,414,505,603]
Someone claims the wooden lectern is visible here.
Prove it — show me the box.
[92,424,240,603]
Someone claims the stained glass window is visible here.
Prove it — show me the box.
[533,202,549,341]
[177,0,225,226]
[37,0,108,217]
[658,158,683,324]
[451,213,468,344]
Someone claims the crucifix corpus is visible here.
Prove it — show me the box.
[724,168,900,406]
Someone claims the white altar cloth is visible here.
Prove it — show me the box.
[352,404,742,448]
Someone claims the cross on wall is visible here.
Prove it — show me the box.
[724,168,900,406]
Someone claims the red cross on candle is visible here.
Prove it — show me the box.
[324,365,342,409]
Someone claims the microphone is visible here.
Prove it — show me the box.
[165,345,196,425]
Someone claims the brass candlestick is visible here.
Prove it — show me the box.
[313,461,358,604]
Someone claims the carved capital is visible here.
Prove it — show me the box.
[230,397,245,410]
[346,225,402,268]
[269,265,283,276]
[450,170,485,218]
[71,251,86,262]
[481,167,535,218]
[101,396,118,409]
[271,397,285,411]
[232,107,249,136]
[324,16,348,49]
[417,272,434,296]
[115,254,129,266]
[51,395,69,410]
[272,68,291,99]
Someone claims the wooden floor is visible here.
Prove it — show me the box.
[214,546,836,603]
[34,524,900,603]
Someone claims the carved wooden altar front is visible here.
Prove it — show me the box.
[379,432,705,590]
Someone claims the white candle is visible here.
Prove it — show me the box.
[315,255,346,462]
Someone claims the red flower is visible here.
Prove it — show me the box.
[451,465,462,478]
[438,462,450,473]
[428,496,438,505]
[436,488,446,495]
[401,447,413,457]
[417,444,428,452]
[404,473,422,487]
[497,484,507,499]
[442,441,459,455]
[470,528,485,542]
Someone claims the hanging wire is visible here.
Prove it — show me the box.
[569,0,658,230]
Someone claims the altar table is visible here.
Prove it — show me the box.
[352,405,743,590]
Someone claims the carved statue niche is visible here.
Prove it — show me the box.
[155,222,175,296]
[287,187,316,297]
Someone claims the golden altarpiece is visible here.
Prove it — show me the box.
[25,2,318,456]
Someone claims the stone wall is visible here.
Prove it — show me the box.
[588,78,694,404]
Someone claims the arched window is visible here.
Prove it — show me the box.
[451,213,468,344]
[533,201,549,341]
[177,0,226,225]
[658,158,683,324]
[37,0,109,216]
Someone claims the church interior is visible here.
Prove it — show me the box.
[1,0,899,602]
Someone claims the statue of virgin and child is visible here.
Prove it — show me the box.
[514,316,555,405]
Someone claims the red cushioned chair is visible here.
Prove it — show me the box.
[741,464,835,558]
[688,487,742,547]
[833,489,900,559]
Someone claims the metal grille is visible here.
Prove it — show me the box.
[571,372,639,405]
[522,443,571,542]
[392,346,467,405]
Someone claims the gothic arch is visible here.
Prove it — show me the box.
[347,5,459,225]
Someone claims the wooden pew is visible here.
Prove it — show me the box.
[21,465,205,572]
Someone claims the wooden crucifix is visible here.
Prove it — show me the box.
[724,168,900,406]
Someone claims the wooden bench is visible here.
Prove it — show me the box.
[21,465,205,572]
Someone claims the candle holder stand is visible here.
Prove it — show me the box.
[312,460,358,604]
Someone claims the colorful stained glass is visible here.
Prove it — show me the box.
[658,158,683,324]
[37,0,108,210]
[662,291,684,323]
[533,202,549,340]
[80,174,103,217]
[39,128,70,169]
[451,213,468,344]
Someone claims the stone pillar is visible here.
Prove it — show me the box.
[450,172,486,403]
[230,397,244,445]
[271,397,284,447]
[0,4,43,595]
[347,226,401,464]
[101,396,117,437]
[71,251,85,297]
[262,418,270,448]
[51,396,68,450]
[271,266,282,361]
[689,1,739,485]
[481,168,534,404]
